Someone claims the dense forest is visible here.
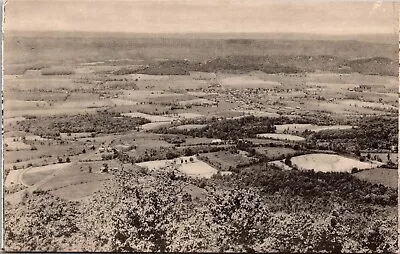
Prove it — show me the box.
[309,116,398,151]
[5,164,397,252]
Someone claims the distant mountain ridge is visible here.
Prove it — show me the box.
[5,30,398,44]
[4,33,398,76]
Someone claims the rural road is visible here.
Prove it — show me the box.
[5,163,72,206]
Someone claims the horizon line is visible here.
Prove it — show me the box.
[5,30,398,35]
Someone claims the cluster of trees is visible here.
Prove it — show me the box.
[19,111,150,136]
[162,116,276,140]
[4,190,81,251]
[116,145,227,164]
[4,163,397,252]
[214,165,397,207]
[309,116,398,151]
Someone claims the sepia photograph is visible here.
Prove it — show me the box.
[2,0,399,252]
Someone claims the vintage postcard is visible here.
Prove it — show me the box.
[2,0,398,252]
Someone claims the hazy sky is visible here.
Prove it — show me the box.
[4,0,399,34]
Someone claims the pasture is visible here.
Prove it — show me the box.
[4,138,31,151]
[255,147,298,160]
[60,132,93,140]
[291,153,383,173]
[174,124,207,131]
[198,151,256,171]
[176,113,205,119]
[21,163,72,186]
[33,161,118,200]
[136,156,218,178]
[178,160,218,178]
[5,169,22,188]
[354,168,398,188]
[141,122,172,131]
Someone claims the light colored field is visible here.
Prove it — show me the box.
[307,82,355,90]
[178,160,218,179]
[56,100,112,109]
[177,113,204,119]
[354,168,398,188]
[122,112,176,122]
[179,98,216,106]
[232,109,280,118]
[110,98,139,106]
[4,106,99,118]
[5,170,21,187]
[136,156,218,178]
[256,133,306,141]
[37,169,111,192]
[140,122,172,131]
[121,90,184,101]
[5,76,80,90]
[4,138,31,151]
[338,99,397,111]
[189,71,217,80]
[268,160,293,170]
[136,159,172,170]
[187,91,218,97]
[275,124,355,133]
[60,132,93,140]
[130,74,171,80]
[3,143,85,164]
[4,100,50,111]
[22,163,71,186]
[220,75,281,88]
[3,116,26,126]
[175,124,207,130]
[291,154,383,173]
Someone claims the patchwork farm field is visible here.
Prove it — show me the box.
[136,156,218,178]
[34,161,116,193]
[291,154,383,173]
[354,168,398,188]
[198,151,257,171]
[174,124,207,130]
[22,163,72,186]
[255,147,299,160]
